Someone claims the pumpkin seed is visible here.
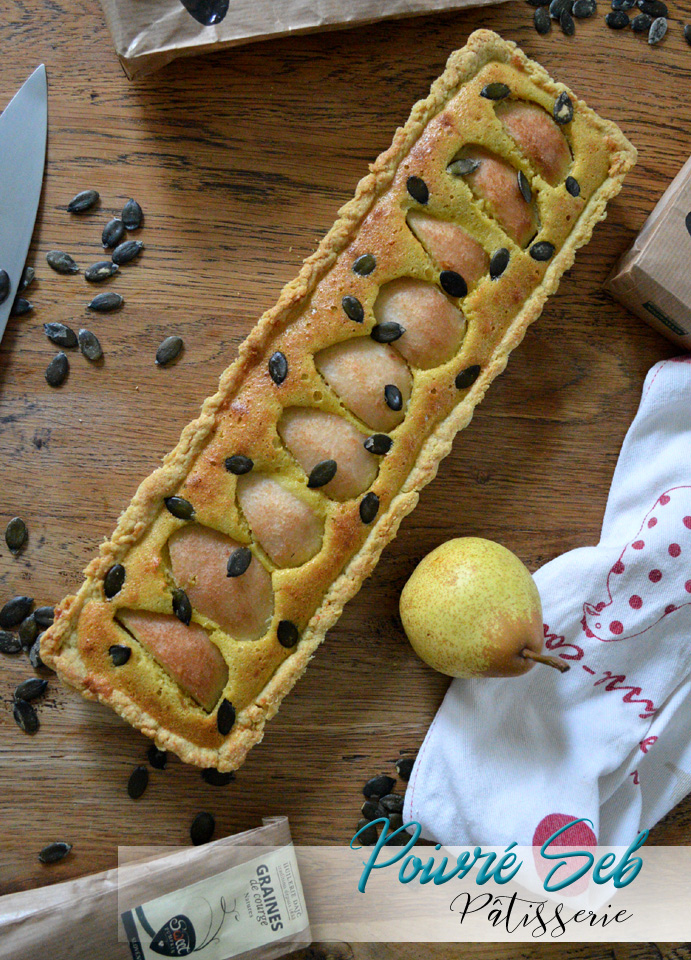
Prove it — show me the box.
[5,516,28,553]
[342,295,364,323]
[217,699,236,735]
[355,819,379,845]
[172,588,192,626]
[46,353,69,388]
[44,322,78,349]
[156,335,183,366]
[572,0,595,17]
[102,218,125,249]
[127,765,149,799]
[384,383,403,411]
[34,607,55,628]
[379,793,404,814]
[565,176,581,197]
[517,170,532,204]
[78,328,103,362]
[14,677,48,702]
[88,291,123,312]
[122,199,144,231]
[225,454,253,475]
[109,644,131,666]
[371,321,405,343]
[38,841,72,864]
[85,260,119,283]
[11,297,33,317]
[631,11,653,29]
[0,631,22,655]
[455,364,481,390]
[19,615,38,648]
[560,8,576,33]
[227,547,252,578]
[67,189,99,213]
[490,248,510,280]
[363,774,395,799]
[364,434,392,455]
[359,492,380,525]
[605,9,630,26]
[0,269,10,304]
[202,768,235,786]
[353,254,376,276]
[648,15,667,42]
[387,812,404,832]
[164,496,195,520]
[104,563,126,599]
[191,811,215,845]
[685,23,691,44]
[46,250,79,275]
[439,270,467,299]
[307,459,337,488]
[13,698,39,733]
[534,6,552,31]
[553,91,574,125]
[268,350,288,384]
[395,756,415,781]
[447,157,481,177]
[530,241,556,261]
[406,176,429,204]
[361,800,381,821]
[526,0,546,5]
[0,596,33,628]
[277,620,299,648]
[112,240,143,266]
[19,266,35,292]
[638,0,666,15]
[481,82,510,101]
[549,0,570,17]
[29,637,45,670]
[147,745,168,769]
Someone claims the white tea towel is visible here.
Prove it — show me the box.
[404,356,691,846]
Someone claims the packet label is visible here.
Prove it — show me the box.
[121,845,307,960]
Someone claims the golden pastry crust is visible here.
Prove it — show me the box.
[41,30,636,770]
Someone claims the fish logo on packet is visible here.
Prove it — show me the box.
[581,486,691,642]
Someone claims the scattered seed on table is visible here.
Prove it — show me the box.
[190,812,215,845]
[14,677,48,702]
[156,335,183,366]
[363,774,396,799]
[648,16,667,42]
[34,606,55,628]
[164,496,195,520]
[632,11,653,29]
[553,92,573,125]
[38,841,72,864]
[0,596,33,629]
[606,9,630,27]
[19,614,38,648]
[5,516,28,553]
[395,757,415,781]
[355,819,379,845]
[46,250,79,275]
[102,218,125,249]
[85,261,119,283]
[0,269,10,305]
[67,189,99,213]
[361,800,380,821]
[172,588,192,626]
[685,23,691,45]
[45,353,69,388]
[88,291,123,313]
[11,297,32,317]
[379,793,404,814]
[572,0,595,17]
[560,8,576,34]
[549,0,570,18]
[526,0,546,6]
[122,199,143,230]
[109,644,131,666]
[78,328,103,362]
[202,768,235,786]
[44,322,78,349]
[216,698,236,735]
[147,745,168,770]
[0,631,22,655]
[13,698,39,733]
[534,7,552,32]
[19,266,35,292]
[638,0,667,16]
[127,765,149,799]
[29,637,45,670]
[111,240,143,266]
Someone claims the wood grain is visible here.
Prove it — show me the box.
[0,0,690,955]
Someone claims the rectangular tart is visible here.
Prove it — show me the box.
[41,30,636,771]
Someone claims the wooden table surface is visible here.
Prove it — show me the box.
[1,0,690,954]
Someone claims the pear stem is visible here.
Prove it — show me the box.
[521,648,570,673]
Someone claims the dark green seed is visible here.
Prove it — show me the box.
[560,9,576,33]
[364,434,392,455]
[353,254,376,276]
[172,588,192,626]
[553,91,574,124]
[307,459,337,488]
[29,637,45,670]
[572,0,595,17]
[490,248,510,280]
[534,6,552,31]
[34,606,55,628]
[395,756,415,781]
[387,812,404,832]
[355,819,379,845]
[67,189,99,213]
[46,250,79,275]
[530,241,556,261]
[447,157,481,177]
[480,82,510,100]
[0,631,22,655]
[359,492,380,525]
[217,699,236,735]
[164,496,195,521]
[104,564,126,599]
[14,677,48,702]
[406,176,429,204]
[109,644,131,666]
[147,744,168,769]
[638,0,666,16]
[606,9,630,27]
[439,270,467,299]
[632,12,653,30]
[380,793,404,814]
[19,615,39,648]
[46,353,69,388]
[11,297,33,316]
[122,199,144,231]
[455,364,482,390]
[225,455,253,475]
[0,596,33,629]
[44,322,78,349]
[88,291,123,312]
[277,620,299,648]
[38,841,72,864]
[227,547,252,577]
[202,768,235,786]
[85,260,119,283]
[13,698,39,733]
[648,16,667,43]
[156,335,183,366]
[19,266,35,291]
[371,321,405,343]
[517,170,532,204]
[565,176,581,197]
[342,295,365,323]
[0,269,10,305]
[526,0,546,5]
[549,0,569,17]
[361,800,380,821]
[102,218,125,249]
[384,384,403,411]
[5,516,28,553]
[363,774,395,799]
[685,23,691,45]
[78,328,103,362]
[112,240,143,266]
[268,350,288,384]
[127,765,149,799]
[383,825,409,845]
[191,811,215,845]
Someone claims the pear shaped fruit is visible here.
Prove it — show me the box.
[399,537,568,678]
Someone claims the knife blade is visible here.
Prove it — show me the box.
[0,65,47,346]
